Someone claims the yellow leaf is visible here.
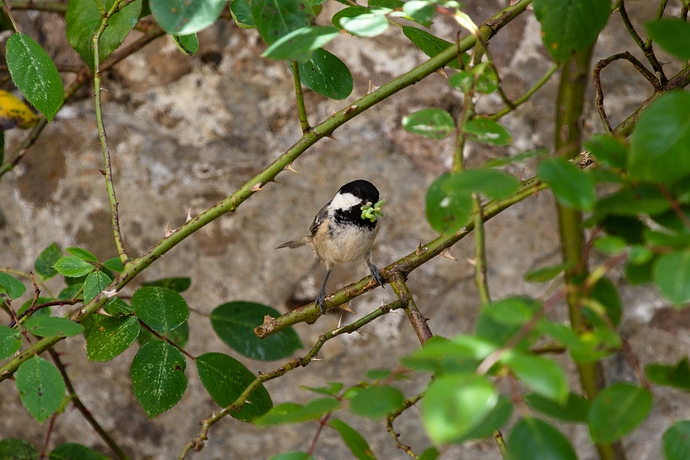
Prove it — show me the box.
[0,90,40,130]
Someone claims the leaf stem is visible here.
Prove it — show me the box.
[290,60,311,134]
[490,63,559,120]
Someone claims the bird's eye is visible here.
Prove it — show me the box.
[353,189,360,196]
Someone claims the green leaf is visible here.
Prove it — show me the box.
[402,108,455,140]
[34,243,61,281]
[481,296,541,326]
[333,6,369,29]
[588,383,652,443]
[297,48,353,100]
[538,157,596,210]
[419,448,440,460]
[454,395,513,442]
[584,277,622,327]
[422,374,498,444]
[131,341,187,418]
[0,325,21,360]
[254,398,341,426]
[66,0,143,70]
[16,356,65,423]
[476,313,538,350]
[654,250,690,306]
[65,247,98,262]
[455,169,520,199]
[340,13,389,37]
[329,419,377,460]
[83,270,112,305]
[646,19,690,60]
[210,301,302,361]
[58,283,83,301]
[593,235,628,254]
[131,286,189,334]
[464,118,512,145]
[301,381,343,396]
[0,439,38,459]
[402,26,465,69]
[484,148,549,168]
[5,33,63,122]
[24,317,83,338]
[629,92,690,185]
[449,65,499,94]
[507,417,577,460]
[230,0,255,28]
[0,272,26,299]
[102,257,124,273]
[585,134,627,169]
[596,185,671,217]
[173,34,199,57]
[664,420,690,460]
[525,261,574,283]
[645,357,690,390]
[349,385,404,419]
[53,256,94,278]
[425,172,472,234]
[141,277,191,293]
[401,335,493,374]
[524,392,590,423]
[150,0,224,34]
[138,320,189,349]
[533,0,610,63]
[501,351,568,403]
[401,1,435,26]
[251,0,314,45]
[86,316,140,362]
[262,26,340,62]
[51,443,110,460]
[196,352,272,421]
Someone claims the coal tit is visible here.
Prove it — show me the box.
[277,180,385,314]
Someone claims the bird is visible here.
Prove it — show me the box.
[276,180,385,314]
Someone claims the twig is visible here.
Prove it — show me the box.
[618,0,667,85]
[290,60,311,134]
[8,299,81,328]
[473,195,490,304]
[389,274,433,346]
[491,64,559,120]
[386,393,424,459]
[309,413,332,456]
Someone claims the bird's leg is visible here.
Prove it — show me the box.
[316,269,332,314]
[365,251,384,288]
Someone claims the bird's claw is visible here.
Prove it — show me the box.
[315,289,327,315]
[370,264,384,288]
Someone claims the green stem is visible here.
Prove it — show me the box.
[290,60,311,134]
[473,195,490,304]
[1,0,20,32]
[389,274,433,345]
[491,63,559,120]
[494,430,508,459]
[0,0,532,382]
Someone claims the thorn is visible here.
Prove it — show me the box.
[327,133,338,140]
[185,208,192,224]
[251,182,263,192]
[343,104,358,115]
[339,302,354,314]
[440,248,458,261]
[165,222,174,238]
[286,162,300,173]
[311,357,322,361]
[466,257,477,266]
[519,168,526,181]
[435,67,448,78]
[330,106,336,116]
[269,178,280,184]
[415,243,427,256]
[262,315,273,326]
[367,80,378,94]
[337,316,343,328]
[100,87,109,92]
[99,169,106,175]
[103,289,119,298]
[355,329,365,337]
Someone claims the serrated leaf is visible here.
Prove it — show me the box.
[138,320,189,349]
[654,250,690,306]
[629,92,690,185]
[34,243,61,281]
[150,0,224,35]
[588,383,652,443]
[0,272,26,299]
[538,157,596,210]
[449,65,498,94]
[141,277,191,293]
[402,26,465,69]
[24,317,83,338]
[51,443,110,460]
[5,33,63,122]
[196,352,272,421]
[230,0,255,28]
[524,393,590,423]
[16,356,65,423]
[0,325,21,360]
[403,108,455,140]
[131,341,187,418]
[533,0,611,63]
[53,256,94,278]
[0,89,40,130]
[329,419,377,460]
[340,13,389,37]
[102,257,124,273]
[501,351,568,403]
[349,385,404,419]
[297,48,353,100]
[0,439,38,459]
[83,270,112,304]
[131,286,189,334]
[254,398,340,426]
[464,118,512,145]
[65,247,98,262]
[263,26,340,62]
[481,296,541,326]
[210,301,302,361]
[251,0,314,46]
[664,420,690,460]
[507,417,577,460]
[646,19,690,60]
[66,0,143,70]
[173,33,199,56]
[86,315,140,362]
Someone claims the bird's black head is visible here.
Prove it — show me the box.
[337,180,379,205]
[329,180,381,229]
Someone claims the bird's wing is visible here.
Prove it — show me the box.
[309,204,330,236]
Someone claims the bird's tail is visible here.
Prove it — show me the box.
[276,236,311,249]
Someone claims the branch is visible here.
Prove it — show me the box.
[389,274,433,345]
[490,63,559,120]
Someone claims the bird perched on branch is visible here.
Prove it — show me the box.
[277,179,386,314]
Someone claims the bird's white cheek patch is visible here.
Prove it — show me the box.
[330,192,361,210]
